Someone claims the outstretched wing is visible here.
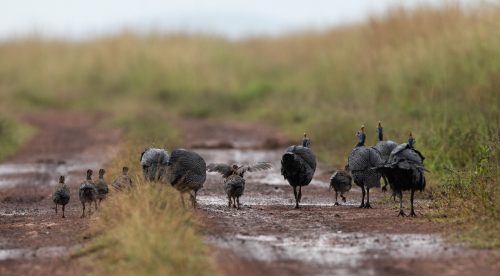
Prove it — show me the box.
[207,163,233,178]
[237,162,272,175]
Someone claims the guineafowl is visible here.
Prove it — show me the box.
[95,169,109,205]
[162,149,206,208]
[79,169,97,218]
[140,148,169,181]
[330,167,352,206]
[373,140,398,195]
[52,175,70,218]
[348,146,384,208]
[207,162,272,208]
[281,145,316,208]
[112,166,133,191]
[377,143,426,217]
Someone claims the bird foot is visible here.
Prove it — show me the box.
[62,215,65,219]
[334,202,340,206]
[295,204,300,209]
[341,196,346,203]
[410,211,417,217]
[382,186,387,192]
[363,203,372,209]
[359,203,365,208]
[397,210,407,217]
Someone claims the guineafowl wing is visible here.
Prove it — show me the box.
[373,140,398,162]
[165,149,207,191]
[207,163,233,178]
[238,162,272,175]
[288,146,317,171]
[349,147,384,171]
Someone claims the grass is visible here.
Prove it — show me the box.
[0,115,35,160]
[0,0,497,265]
[81,143,216,275]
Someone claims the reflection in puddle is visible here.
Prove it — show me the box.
[0,245,80,261]
[210,233,457,268]
[0,161,101,188]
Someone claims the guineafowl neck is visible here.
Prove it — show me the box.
[86,175,92,180]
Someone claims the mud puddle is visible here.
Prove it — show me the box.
[195,147,485,275]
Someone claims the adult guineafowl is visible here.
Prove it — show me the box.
[79,169,97,218]
[281,145,316,208]
[207,162,272,209]
[112,166,133,191]
[162,149,206,208]
[52,175,70,218]
[377,143,426,217]
[140,148,170,181]
[95,169,109,205]
[348,146,384,208]
[373,140,398,195]
[330,167,352,206]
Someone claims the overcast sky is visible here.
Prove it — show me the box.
[0,0,484,40]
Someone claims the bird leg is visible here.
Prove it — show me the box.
[236,197,241,209]
[364,188,372,208]
[55,204,58,214]
[341,193,346,203]
[189,191,197,209]
[94,200,98,211]
[298,186,302,203]
[381,176,388,192]
[359,186,365,208]
[397,191,406,217]
[62,205,65,219]
[232,197,237,209]
[410,189,417,217]
[293,186,299,209]
[334,191,339,206]
[228,195,232,208]
[81,203,85,218]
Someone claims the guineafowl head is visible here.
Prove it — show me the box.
[378,121,382,127]
[86,169,93,180]
[232,164,239,170]
[99,169,106,177]
[122,166,129,175]
[59,175,65,183]
[303,132,307,137]
[361,125,365,131]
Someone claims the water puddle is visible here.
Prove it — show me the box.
[0,160,101,188]
[209,232,458,269]
[0,245,80,261]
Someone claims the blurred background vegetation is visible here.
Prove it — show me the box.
[0,2,498,258]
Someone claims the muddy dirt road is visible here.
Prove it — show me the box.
[0,112,121,275]
[0,115,498,276]
[176,119,499,276]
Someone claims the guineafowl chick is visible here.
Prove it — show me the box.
[112,166,133,191]
[52,175,70,218]
[207,162,272,209]
[330,167,352,206]
[79,169,97,218]
[281,145,316,208]
[163,149,206,208]
[95,169,109,205]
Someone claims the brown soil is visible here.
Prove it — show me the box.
[1,113,498,276]
[0,111,121,276]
